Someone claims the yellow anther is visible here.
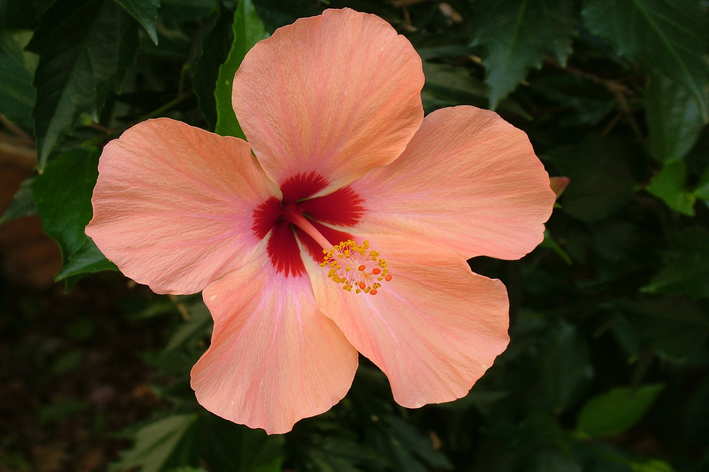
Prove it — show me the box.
[322,239,393,296]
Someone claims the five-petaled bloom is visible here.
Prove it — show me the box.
[86,8,556,434]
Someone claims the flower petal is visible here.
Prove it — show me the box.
[86,118,274,294]
[232,8,424,191]
[304,234,509,408]
[192,248,359,434]
[351,106,556,260]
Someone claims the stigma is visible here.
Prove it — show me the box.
[321,240,392,295]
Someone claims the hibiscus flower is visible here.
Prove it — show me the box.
[86,8,555,434]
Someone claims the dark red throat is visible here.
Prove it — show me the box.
[252,172,365,277]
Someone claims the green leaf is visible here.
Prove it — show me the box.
[32,147,113,284]
[645,74,705,162]
[646,159,696,215]
[0,176,37,225]
[214,0,268,138]
[0,29,37,71]
[126,296,183,321]
[192,7,233,129]
[112,0,161,45]
[28,0,139,171]
[530,74,616,127]
[385,416,453,470]
[642,226,709,299]
[196,414,284,472]
[614,297,709,361]
[470,0,577,109]
[109,414,199,472]
[54,238,117,281]
[435,390,509,410]
[0,30,37,128]
[162,302,211,352]
[251,0,322,31]
[495,415,571,472]
[423,62,487,106]
[32,147,99,259]
[160,0,215,23]
[630,460,675,472]
[299,434,390,472]
[536,321,594,413]
[540,230,572,264]
[582,0,709,122]
[576,384,665,437]
[694,165,709,201]
[366,415,452,472]
[417,45,473,61]
[422,62,530,118]
[576,442,668,472]
[548,135,640,222]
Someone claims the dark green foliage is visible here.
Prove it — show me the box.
[109,414,201,472]
[646,160,696,215]
[110,410,284,472]
[28,0,139,170]
[214,0,267,138]
[576,384,665,437]
[613,296,709,362]
[113,0,162,45]
[192,7,233,130]
[31,147,116,286]
[31,147,100,261]
[0,176,36,224]
[0,0,37,29]
[582,0,709,121]
[0,30,36,128]
[643,227,709,300]
[645,74,705,162]
[2,0,709,471]
[160,0,216,23]
[470,0,577,108]
[251,0,323,31]
[548,135,641,222]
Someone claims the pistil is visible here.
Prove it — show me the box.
[281,204,392,295]
[281,204,333,251]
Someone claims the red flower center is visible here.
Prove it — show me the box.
[252,172,365,277]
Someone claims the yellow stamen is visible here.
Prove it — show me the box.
[321,239,393,295]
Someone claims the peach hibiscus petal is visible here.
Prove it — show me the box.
[232,8,424,192]
[351,106,556,260]
[86,118,274,295]
[303,234,510,408]
[192,248,359,434]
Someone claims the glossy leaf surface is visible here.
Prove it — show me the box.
[214,0,268,138]
[471,0,576,109]
[28,0,139,170]
[577,384,665,437]
[112,0,161,44]
[583,0,709,121]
